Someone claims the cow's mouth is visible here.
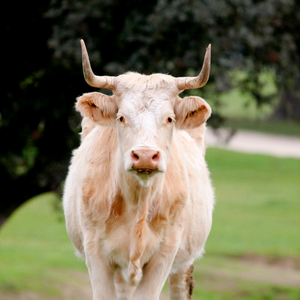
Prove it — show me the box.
[127,167,163,187]
[128,167,161,177]
[136,168,154,175]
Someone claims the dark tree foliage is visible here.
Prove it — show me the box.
[1,1,83,225]
[1,0,299,226]
[48,0,300,117]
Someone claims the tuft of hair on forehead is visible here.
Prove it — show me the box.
[117,72,176,92]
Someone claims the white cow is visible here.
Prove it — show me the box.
[63,40,214,300]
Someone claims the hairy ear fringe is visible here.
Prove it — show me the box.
[76,92,118,126]
[174,96,211,130]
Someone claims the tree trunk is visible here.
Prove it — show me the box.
[0,214,8,228]
[272,90,300,122]
[0,186,49,229]
[0,164,61,229]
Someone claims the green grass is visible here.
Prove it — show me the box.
[0,149,299,299]
[206,148,300,257]
[192,149,300,300]
[0,193,86,295]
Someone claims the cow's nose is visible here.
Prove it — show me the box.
[131,150,160,170]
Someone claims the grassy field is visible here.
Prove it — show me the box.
[194,149,300,300]
[0,148,299,299]
[0,193,87,298]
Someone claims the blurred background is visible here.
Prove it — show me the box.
[1,0,300,299]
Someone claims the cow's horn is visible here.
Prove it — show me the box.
[80,39,116,89]
[176,44,211,90]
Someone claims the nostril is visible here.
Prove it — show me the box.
[131,151,139,161]
[152,152,159,161]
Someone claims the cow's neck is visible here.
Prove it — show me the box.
[116,153,164,285]
[118,167,163,215]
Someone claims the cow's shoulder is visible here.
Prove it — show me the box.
[80,127,119,221]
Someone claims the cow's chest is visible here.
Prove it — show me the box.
[101,210,165,269]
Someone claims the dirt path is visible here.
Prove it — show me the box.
[0,272,168,300]
[206,127,300,158]
[205,255,300,288]
[1,255,299,300]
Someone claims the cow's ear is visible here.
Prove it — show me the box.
[76,92,118,126]
[174,96,211,129]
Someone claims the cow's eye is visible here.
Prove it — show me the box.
[167,117,173,123]
[119,116,125,123]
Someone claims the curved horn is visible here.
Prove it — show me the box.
[176,44,211,90]
[80,39,116,89]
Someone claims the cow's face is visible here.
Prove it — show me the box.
[77,40,211,186]
[77,73,211,187]
[115,82,176,186]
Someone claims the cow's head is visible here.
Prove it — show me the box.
[76,40,211,187]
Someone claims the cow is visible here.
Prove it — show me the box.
[63,39,214,300]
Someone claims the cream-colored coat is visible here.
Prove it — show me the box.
[63,73,214,300]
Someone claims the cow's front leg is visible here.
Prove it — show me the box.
[86,255,117,300]
[133,229,181,300]
[168,263,195,300]
[114,270,136,300]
